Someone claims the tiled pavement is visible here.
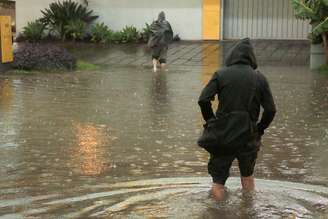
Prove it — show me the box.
[0,40,310,72]
[70,40,310,68]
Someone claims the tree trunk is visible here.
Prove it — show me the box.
[323,32,328,64]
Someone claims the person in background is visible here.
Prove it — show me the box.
[148,11,173,72]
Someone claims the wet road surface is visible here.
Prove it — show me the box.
[0,41,328,218]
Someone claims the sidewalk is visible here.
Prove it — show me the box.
[69,40,310,67]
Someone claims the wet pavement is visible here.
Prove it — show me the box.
[1,40,328,218]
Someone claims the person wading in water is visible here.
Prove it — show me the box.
[198,38,276,201]
[148,11,173,72]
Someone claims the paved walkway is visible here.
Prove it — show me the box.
[70,40,310,67]
[0,40,310,72]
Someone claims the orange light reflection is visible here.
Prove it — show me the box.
[74,123,108,176]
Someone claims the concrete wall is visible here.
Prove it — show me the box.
[89,0,202,40]
[16,0,54,33]
[15,0,203,40]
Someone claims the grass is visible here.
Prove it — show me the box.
[318,64,328,75]
[6,69,36,75]
[76,60,100,71]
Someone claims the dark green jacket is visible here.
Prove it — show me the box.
[198,38,276,136]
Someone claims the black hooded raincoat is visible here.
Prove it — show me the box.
[198,39,276,145]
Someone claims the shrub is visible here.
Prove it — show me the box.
[173,34,181,42]
[292,0,328,64]
[64,19,87,41]
[40,0,98,40]
[121,25,139,43]
[22,21,45,42]
[91,22,110,43]
[12,43,76,71]
[111,31,124,44]
[104,29,114,43]
[140,23,151,43]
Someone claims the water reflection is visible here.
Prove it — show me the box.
[201,43,222,84]
[0,79,12,112]
[73,122,108,176]
[151,71,169,113]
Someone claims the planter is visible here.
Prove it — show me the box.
[310,43,326,70]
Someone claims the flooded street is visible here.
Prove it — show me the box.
[0,41,328,218]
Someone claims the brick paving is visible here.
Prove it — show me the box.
[0,40,310,72]
[71,40,310,68]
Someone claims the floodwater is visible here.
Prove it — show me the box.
[0,42,328,218]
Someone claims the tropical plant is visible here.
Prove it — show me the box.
[140,23,151,43]
[23,20,45,42]
[292,0,328,63]
[91,22,110,43]
[81,0,89,6]
[64,20,86,41]
[103,29,114,43]
[111,31,124,44]
[121,25,140,43]
[40,0,98,40]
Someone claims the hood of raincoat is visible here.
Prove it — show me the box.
[158,11,166,22]
[224,38,258,69]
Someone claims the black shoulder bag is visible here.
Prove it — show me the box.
[197,83,256,155]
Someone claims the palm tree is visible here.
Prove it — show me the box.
[292,0,328,64]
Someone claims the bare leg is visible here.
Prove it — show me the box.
[152,59,158,72]
[241,176,255,191]
[161,63,166,70]
[211,183,225,201]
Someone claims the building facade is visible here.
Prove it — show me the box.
[14,0,310,41]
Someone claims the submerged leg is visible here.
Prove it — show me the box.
[211,183,225,201]
[241,176,255,191]
[160,62,167,71]
[208,154,234,201]
[152,59,158,72]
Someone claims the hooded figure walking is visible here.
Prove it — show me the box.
[148,11,173,72]
[198,38,276,201]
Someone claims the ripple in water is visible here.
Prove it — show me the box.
[1,177,327,219]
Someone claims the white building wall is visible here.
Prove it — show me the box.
[15,0,203,40]
[16,0,54,32]
[89,0,202,40]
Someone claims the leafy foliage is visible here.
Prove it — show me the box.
[40,0,98,40]
[64,20,86,41]
[292,0,328,37]
[140,23,152,43]
[13,43,76,71]
[313,17,328,37]
[91,22,112,43]
[121,25,140,43]
[292,0,328,64]
[111,31,124,44]
[22,21,45,42]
